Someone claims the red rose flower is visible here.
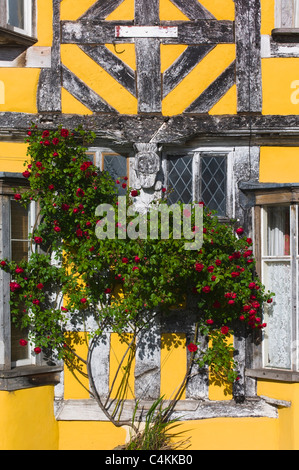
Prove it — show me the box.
[206,319,214,325]
[134,256,141,263]
[195,263,204,272]
[32,299,40,305]
[34,236,43,244]
[52,138,59,145]
[61,307,68,312]
[54,226,61,232]
[122,183,127,189]
[34,347,42,354]
[122,257,129,264]
[76,188,85,197]
[187,343,198,353]
[248,282,256,289]
[202,286,211,293]
[60,128,69,137]
[207,265,214,272]
[15,267,24,274]
[14,193,22,201]
[53,152,59,157]
[221,326,229,335]
[131,190,139,197]
[80,298,87,304]
[215,259,221,266]
[48,184,55,191]
[236,227,244,235]
[22,170,30,178]
[36,283,44,289]
[76,228,83,237]
[61,203,70,211]
[19,339,28,347]
[42,130,49,138]
[162,188,166,193]
[104,288,112,294]
[43,140,51,146]
[10,282,21,292]
[0,260,6,267]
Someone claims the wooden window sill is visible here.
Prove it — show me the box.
[0,364,62,391]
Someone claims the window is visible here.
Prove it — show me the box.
[0,0,36,46]
[87,148,131,195]
[275,0,299,28]
[162,150,230,218]
[261,204,298,371]
[10,197,37,366]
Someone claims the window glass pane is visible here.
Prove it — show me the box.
[10,199,30,363]
[168,155,193,204]
[201,155,226,216]
[11,323,29,362]
[103,154,128,195]
[11,200,28,240]
[263,261,292,369]
[265,206,290,256]
[7,0,24,29]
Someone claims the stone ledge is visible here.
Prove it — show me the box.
[55,397,279,422]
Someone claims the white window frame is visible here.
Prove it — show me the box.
[162,147,235,220]
[261,203,299,372]
[0,0,35,38]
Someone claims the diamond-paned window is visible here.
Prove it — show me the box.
[167,155,193,205]
[201,154,227,216]
[103,153,128,195]
[165,152,227,216]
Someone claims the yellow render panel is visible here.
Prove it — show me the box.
[0,69,39,114]
[162,44,235,116]
[260,147,299,183]
[198,0,235,20]
[58,421,126,450]
[0,142,28,173]
[63,332,90,400]
[262,58,299,115]
[0,387,58,450]
[160,333,186,400]
[257,381,299,450]
[172,417,279,450]
[35,0,53,46]
[61,45,138,114]
[60,0,97,20]
[260,0,275,35]
[109,333,135,400]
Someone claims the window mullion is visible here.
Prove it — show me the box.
[291,204,298,370]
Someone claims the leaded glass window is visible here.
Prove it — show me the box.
[165,152,228,216]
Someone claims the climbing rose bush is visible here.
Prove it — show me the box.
[0,125,274,384]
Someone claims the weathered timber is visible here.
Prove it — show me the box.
[185,61,236,113]
[80,0,125,21]
[135,38,162,113]
[235,0,262,113]
[61,65,118,113]
[80,45,136,97]
[2,114,299,146]
[163,45,215,98]
[135,0,160,25]
[55,397,280,422]
[61,20,234,45]
[169,0,216,20]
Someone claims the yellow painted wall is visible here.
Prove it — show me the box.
[0,387,58,450]
[260,147,299,183]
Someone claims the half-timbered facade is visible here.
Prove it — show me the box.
[1,0,299,450]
